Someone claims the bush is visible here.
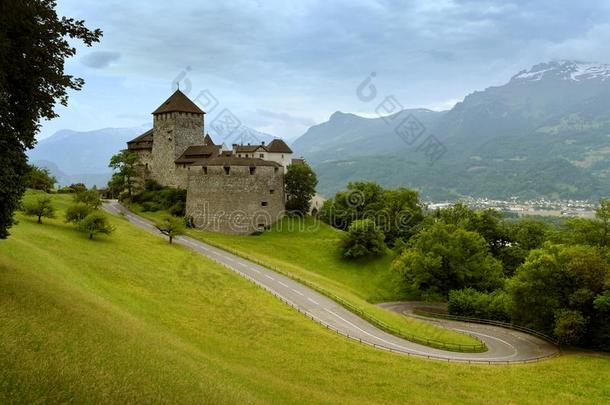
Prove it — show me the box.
[65,203,93,224]
[554,309,587,345]
[74,189,102,209]
[141,201,161,212]
[448,288,511,322]
[77,212,114,240]
[132,185,186,216]
[340,219,386,259]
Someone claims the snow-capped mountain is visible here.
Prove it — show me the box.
[511,60,610,83]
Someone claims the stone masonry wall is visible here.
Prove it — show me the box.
[151,112,204,187]
[185,165,285,234]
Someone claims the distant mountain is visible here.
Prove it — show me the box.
[29,125,277,187]
[294,60,610,200]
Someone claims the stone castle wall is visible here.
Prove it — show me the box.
[185,165,285,234]
[151,112,204,187]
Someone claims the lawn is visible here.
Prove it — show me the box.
[134,207,483,348]
[2,194,610,403]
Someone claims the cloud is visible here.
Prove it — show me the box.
[81,51,121,68]
[256,109,316,127]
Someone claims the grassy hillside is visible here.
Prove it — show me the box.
[134,208,482,347]
[2,194,610,403]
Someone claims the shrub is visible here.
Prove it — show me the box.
[74,189,102,209]
[141,201,160,212]
[554,309,587,345]
[77,212,114,240]
[155,216,185,244]
[448,288,511,322]
[340,219,386,259]
[65,203,93,224]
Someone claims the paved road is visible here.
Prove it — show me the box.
[103,201,559,364]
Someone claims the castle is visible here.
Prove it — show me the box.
[126,90,295,234]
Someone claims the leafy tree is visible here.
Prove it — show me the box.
[321,182,385,229]
[508,243,610,346]
[378,188,424,246]
[108,150,140,199]
[77,212,114,240]
[26,165,56,192]
[284,163,318,215]
[596,198,610,247]
[340,219,386,259]
[430,203,510,256]
[553,309,587,345]
[74,189,102,209]
[65,203,92,224]
[155,216,185,244]
[0,0,101,238]
[498,218,549,276]
[392,222,504,297]
[21,195,55,224]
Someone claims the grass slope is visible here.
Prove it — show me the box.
[1,194,610,403]
[135,208,479,347]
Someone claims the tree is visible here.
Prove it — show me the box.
[108,150,140,199]
[0,0,101,238]
[392,222,504,297]
[508,243,610,345]
[498,218,549,276]
[74,189,102,209]
[21,195,55,224]
[155,216,185,244]
[321,181,385,229]
[340,219,386,259]
[284,163,318,215]
[378,188,424,246]
[65,203,92,224]
[77,212,114,240]
[26,165,57,192]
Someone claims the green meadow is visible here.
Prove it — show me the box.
[1,194,610,403]
[135,208,480,347]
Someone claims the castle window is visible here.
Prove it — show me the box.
[202,166,208,174]
[259,153,264,158]
[249,167,256,175]
[183,164,186,168]
[224,166,230,175]
[274,167,279,173]
[261,201,268,207]
[145,163,148,170]
[238,154,241,158]
[269,189,275,194]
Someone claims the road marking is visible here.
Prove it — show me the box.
[307,297,319,305]
[291,289,304,296]
[251,269,261,274]
[278,281,290,288]
[265,274,274,280]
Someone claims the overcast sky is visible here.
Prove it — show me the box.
[41,0,610,140]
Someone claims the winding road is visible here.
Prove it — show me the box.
[103,201,559,364]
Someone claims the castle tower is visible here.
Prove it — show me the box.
[151,90,205,187]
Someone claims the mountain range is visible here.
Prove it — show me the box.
[30,60,610,200]
[293,60,610,200]
[29,125,277,188]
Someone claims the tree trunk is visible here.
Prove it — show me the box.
[89,233,93,240]
[169,235,173,244]
[38,215,42,224]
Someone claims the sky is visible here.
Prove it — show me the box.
[41,0,610,140]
